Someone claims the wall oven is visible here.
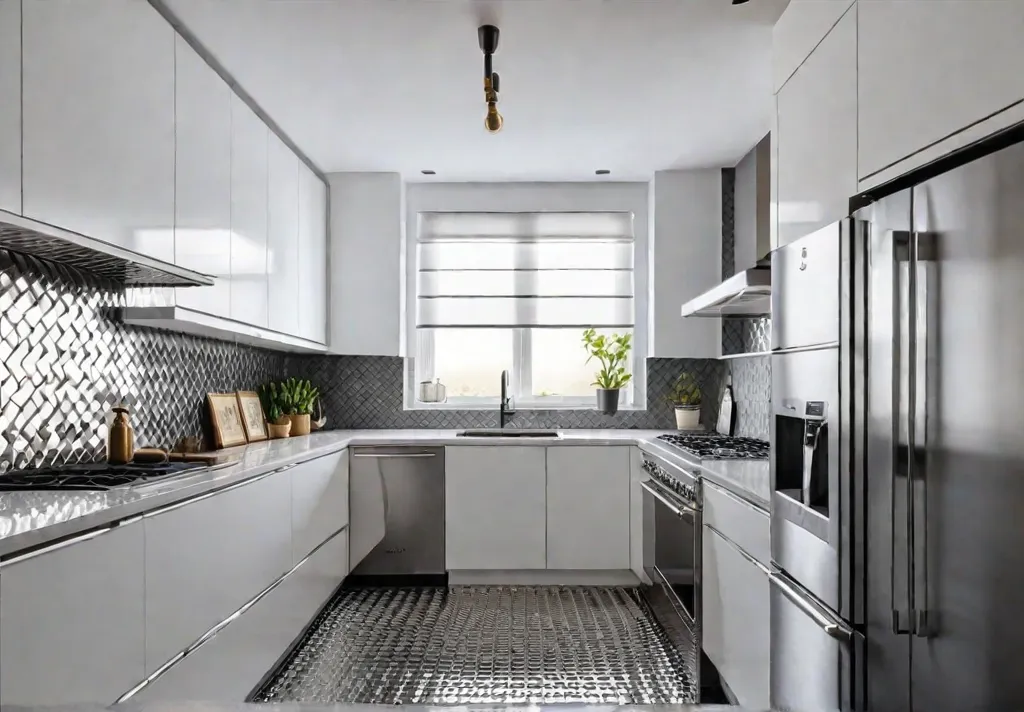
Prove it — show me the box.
[640,452,702,693]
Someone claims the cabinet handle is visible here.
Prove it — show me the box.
[351,452,436,458]
[769,570,853,643]
[704,523,770,575]
[704,479,769,516]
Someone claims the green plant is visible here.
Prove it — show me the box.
[667,373,702,408]
[581,329,633,390]
[277,378,320,415]
[259,382,284,423]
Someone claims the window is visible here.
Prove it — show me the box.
[413,211,638,408]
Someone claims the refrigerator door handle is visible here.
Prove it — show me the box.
[891,230,914,636]
[770,569,854,643]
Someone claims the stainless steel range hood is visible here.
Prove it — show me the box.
[679,266,771,318]
[0,209,214,287]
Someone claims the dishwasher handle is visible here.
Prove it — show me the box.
[351,452,437,458]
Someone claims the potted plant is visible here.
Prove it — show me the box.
[582,328,633,415]
[259,383,291,438]
[277,378,319,436]
[667,373,702,430]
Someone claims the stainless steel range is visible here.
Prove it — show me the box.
[656,433,770,461]
[0,462,208,491]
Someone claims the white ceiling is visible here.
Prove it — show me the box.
[164,0,787,181]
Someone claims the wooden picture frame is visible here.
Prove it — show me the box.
[236,391,268,442]
[207,393,248,448]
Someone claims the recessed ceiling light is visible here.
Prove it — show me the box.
[595,169,611,175]
[421,169,436,175]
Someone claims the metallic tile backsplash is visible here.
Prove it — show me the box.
[287,354,725,431]
[0,251,286,472]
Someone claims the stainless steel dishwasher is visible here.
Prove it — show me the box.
[348,446,445,582]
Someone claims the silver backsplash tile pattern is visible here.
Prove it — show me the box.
[287,355,725,431]
[0,251,286,472]
[719,167,771,440]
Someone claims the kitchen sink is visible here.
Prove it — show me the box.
[456,428,561,438]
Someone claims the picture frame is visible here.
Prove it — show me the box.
[207,393,248,448]
[236,390,268,443]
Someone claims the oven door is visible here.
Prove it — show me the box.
[641,477,701,629]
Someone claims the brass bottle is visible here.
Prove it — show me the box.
[108,407,134,465]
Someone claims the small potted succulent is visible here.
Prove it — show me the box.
[667,373,702,430]
[276,378,320,436]
[259,383,291,439]
[582,328,633,415]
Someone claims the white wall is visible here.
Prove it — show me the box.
[405,181,650,398]
[328,172,404,356]
[649,170,721,359]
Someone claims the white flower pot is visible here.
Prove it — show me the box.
[674,406,701,430]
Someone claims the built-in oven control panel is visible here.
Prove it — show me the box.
[641,455,699,506]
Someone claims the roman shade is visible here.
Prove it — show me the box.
[415,211,635,328]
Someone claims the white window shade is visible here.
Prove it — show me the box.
[416,211,635,329]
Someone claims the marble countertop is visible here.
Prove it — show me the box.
[0,428,770,559]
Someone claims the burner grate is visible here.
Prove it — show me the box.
[657,433,769,460]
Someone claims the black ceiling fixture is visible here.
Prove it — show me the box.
[595,169,611,175]
[478,25,503,133]
[421,169,436,175]
[732,0,750,4]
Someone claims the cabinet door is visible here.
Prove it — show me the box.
[0,522,145,705]
[859,1,1024,181]
[268,133,300,333]
[546,446,629,570]
[776,4,856,247]
[144,470,291,673]
[230,96,269,327]
[445,446,547,570]
[134,529,348,703]
[702,525,770,709]
[291,451,349,564]
[298,166,328,343]
[0,0,20,214]
[173,35,232,317]
[22,0,174,256]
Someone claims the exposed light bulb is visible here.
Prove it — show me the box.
[484,102,503,133]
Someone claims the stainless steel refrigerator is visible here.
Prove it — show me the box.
[770,130,1024,711]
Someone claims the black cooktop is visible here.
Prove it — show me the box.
[0,462,205,491]
[657,433,769,460]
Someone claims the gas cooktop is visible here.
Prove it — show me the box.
[0,462,206,491]
[657,433,770,460]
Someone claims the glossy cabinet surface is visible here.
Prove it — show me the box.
[22,0,175,257]
[546,446,630,570]
[445,446,547,570]
[291,451,349,565]
[173,34,232,317]
[858,0,1024,182]
[703,524,771,709]
[134,529,348,703]
[0,523,145,705]
[143,469,292,673]
[775,4,857,247]
[230,96,269,328]
[268,133,300,333]
[0,0,20,214]
[298,165,328,344]
[772,0,856,94]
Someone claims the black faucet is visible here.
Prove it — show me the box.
[500,369,514,428]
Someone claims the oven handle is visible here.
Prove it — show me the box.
[769,570,853,643]
[640,480,696,517]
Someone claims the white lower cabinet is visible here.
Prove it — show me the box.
[0,521,145,705]
[546,446,630,570]
[135,529,349,702]
[143,468,292,673]
[0,0,20,215]
[445,446,547,570]
[702,523,770,709]
[291,450,349,565]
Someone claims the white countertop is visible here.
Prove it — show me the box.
[0,429,769,559]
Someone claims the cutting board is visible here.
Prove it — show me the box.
[716,385,735,436]
[167,451,238,465]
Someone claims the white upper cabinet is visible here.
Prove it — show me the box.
[772,0,856,94]
[858,0,1024,184]
[776,4,857,247]
[0,523,145,705]
[268,132,300,333]
[0,0,20,215]
[298,165,328,344]
[21,0,175,258]
[174,35,232,317]
[230,96,269,328]
[445,446,547,570]
[546,447,630,570]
